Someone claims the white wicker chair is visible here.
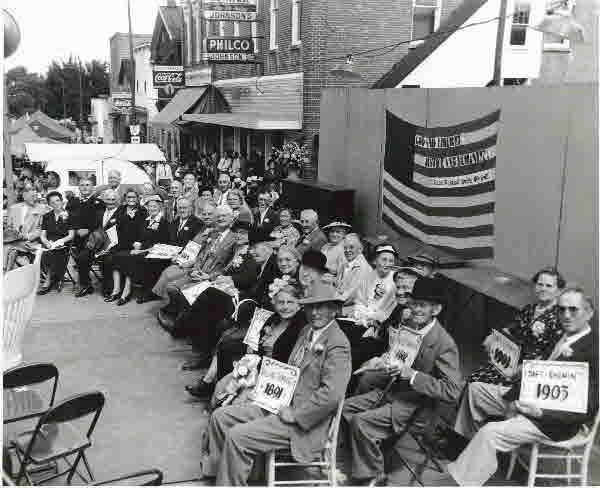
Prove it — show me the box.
[3,249,42,371]
[507,411,600,486]
[265,399,344,487]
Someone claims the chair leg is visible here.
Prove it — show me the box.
[330,451,337,487]
[66,451,84,485]
[566,454,572,486]
[81,452,95,481]
[266,452,275,487]
[507,451,517,480]
[527,444,539,487]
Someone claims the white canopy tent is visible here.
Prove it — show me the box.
[24,143,166,162]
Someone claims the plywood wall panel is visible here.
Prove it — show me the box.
[557,84,598,301]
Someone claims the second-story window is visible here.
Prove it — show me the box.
[269,0,279,50]
[234,21,240,37]
[510,1,531,45]
[219,21,225,37]
[411,0,441,45]
[292,0,301,45]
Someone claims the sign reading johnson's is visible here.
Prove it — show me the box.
[204,37,256,63]
[152,66,185,87]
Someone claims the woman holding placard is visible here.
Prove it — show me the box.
[468,267,566,386]
[187,282,307,401]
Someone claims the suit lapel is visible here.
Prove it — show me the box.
[412,323,440,371]
[299,322,333,373]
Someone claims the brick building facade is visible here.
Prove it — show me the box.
[151,0,462,176]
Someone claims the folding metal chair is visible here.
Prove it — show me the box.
[92,468,164,486]
[4,362,59,425]
[14,391,105,485]
[368,399,452,487]
[266,399,345,487]
[506,411,600,486]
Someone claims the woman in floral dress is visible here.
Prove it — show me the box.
[468,267,566,386]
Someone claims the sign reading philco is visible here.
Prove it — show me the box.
[152,65,185,86]
[203,10,257,21]
[207,37,254,53]
[205,37,256,63]
[203,0,257,12]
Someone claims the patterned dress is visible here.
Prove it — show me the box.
[468,303,562,386]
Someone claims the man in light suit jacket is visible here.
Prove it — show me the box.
[252,190,279,235]
[342,277,463,484]
[156,205,237,325]
[446,287,598,486]
[204,283,351,485]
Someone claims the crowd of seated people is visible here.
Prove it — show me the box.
[8,160,598,487]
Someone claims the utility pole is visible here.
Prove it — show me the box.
[79,58,84,129]
[127,0,137,134]
[492,0,509,86]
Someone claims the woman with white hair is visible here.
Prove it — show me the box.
[225,188,253,226]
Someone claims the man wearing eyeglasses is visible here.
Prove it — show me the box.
[446,287,598,486]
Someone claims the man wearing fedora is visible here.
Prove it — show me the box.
[402,252,438,278]
[204,282,351,485]
[342,276,463,484]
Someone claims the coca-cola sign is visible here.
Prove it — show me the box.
[152,65,185,87]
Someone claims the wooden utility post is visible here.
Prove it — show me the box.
[492,0,509,86]
[127,0,137,131]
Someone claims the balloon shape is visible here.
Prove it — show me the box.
[4,9,21,58]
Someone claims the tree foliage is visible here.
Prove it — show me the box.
[6,57,110,126]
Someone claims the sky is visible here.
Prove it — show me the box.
[4,0,165,75]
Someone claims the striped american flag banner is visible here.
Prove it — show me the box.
[382,109,501,260]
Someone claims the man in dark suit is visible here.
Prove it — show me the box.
[169,197,203,247]
[203,282,351,485]
[446,287,598,486]
[74,189,121,297]
[342,277,463,484]
[164,180,183,223]
[252,190,278,235]
[66,178,105,243]
[135,197,203,304]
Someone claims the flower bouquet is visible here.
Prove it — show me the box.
[213,354,262,408]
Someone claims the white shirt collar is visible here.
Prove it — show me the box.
[310,320,334,347]
[407,317,438,337]
[559,326,591,349]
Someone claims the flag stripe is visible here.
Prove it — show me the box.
[414,122,499,152]
[412,179,495,197]
[413,168,496,189]
[384,172,495,208]
[383,196,494,238]
[414,156,496,177]
[415,135,498,158]
[414,110,501,138]
[381,211,495,250]
[383,187,494,228]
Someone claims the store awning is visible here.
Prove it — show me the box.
[24,143,166,162]
[181,112,302,130]
[150,87,208,127]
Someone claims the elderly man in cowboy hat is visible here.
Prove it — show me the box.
[203,282,351,485]
[342,276,463,484]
